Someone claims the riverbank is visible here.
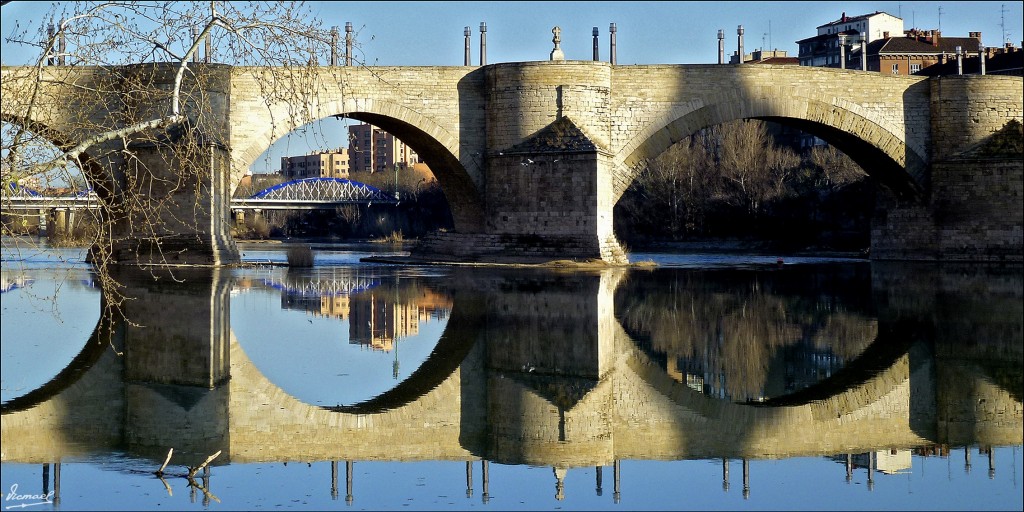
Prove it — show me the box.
[630,238,869,259]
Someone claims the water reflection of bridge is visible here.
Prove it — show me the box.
[242,268,383,297]
[2,264,1020,500]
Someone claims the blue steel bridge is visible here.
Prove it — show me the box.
[1,177,399,212]
[232,177,400,210]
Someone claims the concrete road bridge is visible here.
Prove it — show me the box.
[1,62,1021,264]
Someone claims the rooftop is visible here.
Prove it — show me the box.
[818,11,897,29]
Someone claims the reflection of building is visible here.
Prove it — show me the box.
[872,450,912,474]
[835,450,913,475]
[281,292,322,314]
[666,343,846,402]
[321,295,350,320]
[349,289,452,352]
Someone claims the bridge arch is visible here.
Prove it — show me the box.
[233,288,480,416]
[232,98,485,232]
[623,326,915,422]
[613,93,929,203]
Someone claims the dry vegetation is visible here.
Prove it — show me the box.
[1,1,350,320]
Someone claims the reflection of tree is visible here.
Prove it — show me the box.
[617,270,877,401]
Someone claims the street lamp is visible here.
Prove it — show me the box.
[838,34,847,69]
[979,42,986,75]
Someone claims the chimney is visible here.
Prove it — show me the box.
[933,30,940,47]
[969,32,981,40]
[883,31,889,39]
[841,11,847,22]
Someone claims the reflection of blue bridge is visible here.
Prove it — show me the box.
[256,269,380,297]
[233,177,399,210]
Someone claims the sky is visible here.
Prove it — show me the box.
[2,1,1022,172]
[5,1,1016,66]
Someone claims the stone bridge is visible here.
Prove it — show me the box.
[1,63,1021,263]
[3,267,1021,468]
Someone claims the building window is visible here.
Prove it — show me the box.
[910,63,921,73]
[891,63,899,74]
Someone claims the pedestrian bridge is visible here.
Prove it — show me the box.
[1,62,1021,263]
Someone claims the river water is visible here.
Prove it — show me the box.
[1,238,1021,511]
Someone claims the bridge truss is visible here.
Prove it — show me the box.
[257,268,380,297]
[234,177,399,210]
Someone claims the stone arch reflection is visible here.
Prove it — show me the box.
[232,269,466,412]
[615,265,879,403]
[0,268,104,415]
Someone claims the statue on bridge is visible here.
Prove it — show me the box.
[550,26,564,61]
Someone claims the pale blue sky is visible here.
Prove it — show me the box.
[2,1,1021,174]
[3,1,1020,66]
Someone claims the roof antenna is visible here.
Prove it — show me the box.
[1001,3,1008,44]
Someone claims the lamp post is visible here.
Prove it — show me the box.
[480,22,487,65]
[609,23,617,64]
[838,34,847,69]
[980,42,986,75]
[737,25,745,64]
[345,22,353,66]
[718,29,725,64]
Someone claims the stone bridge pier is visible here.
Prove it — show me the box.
[116,265,234,462]
[414,62,627,263]
[871,77,1023,261]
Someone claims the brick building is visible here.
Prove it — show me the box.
[280,148,350,179]
[348,122,419,173]
[867,30,985,75]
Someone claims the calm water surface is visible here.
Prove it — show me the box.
[1,238,1021,511]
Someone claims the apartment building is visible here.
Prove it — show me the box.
[797,11,904,68]
[280,148,350,179]
[348,123,419,173]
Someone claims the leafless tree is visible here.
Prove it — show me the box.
[1,1,341,320]
[630,133,719,237]
[809,144,865,190]
[717,120,801,216]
